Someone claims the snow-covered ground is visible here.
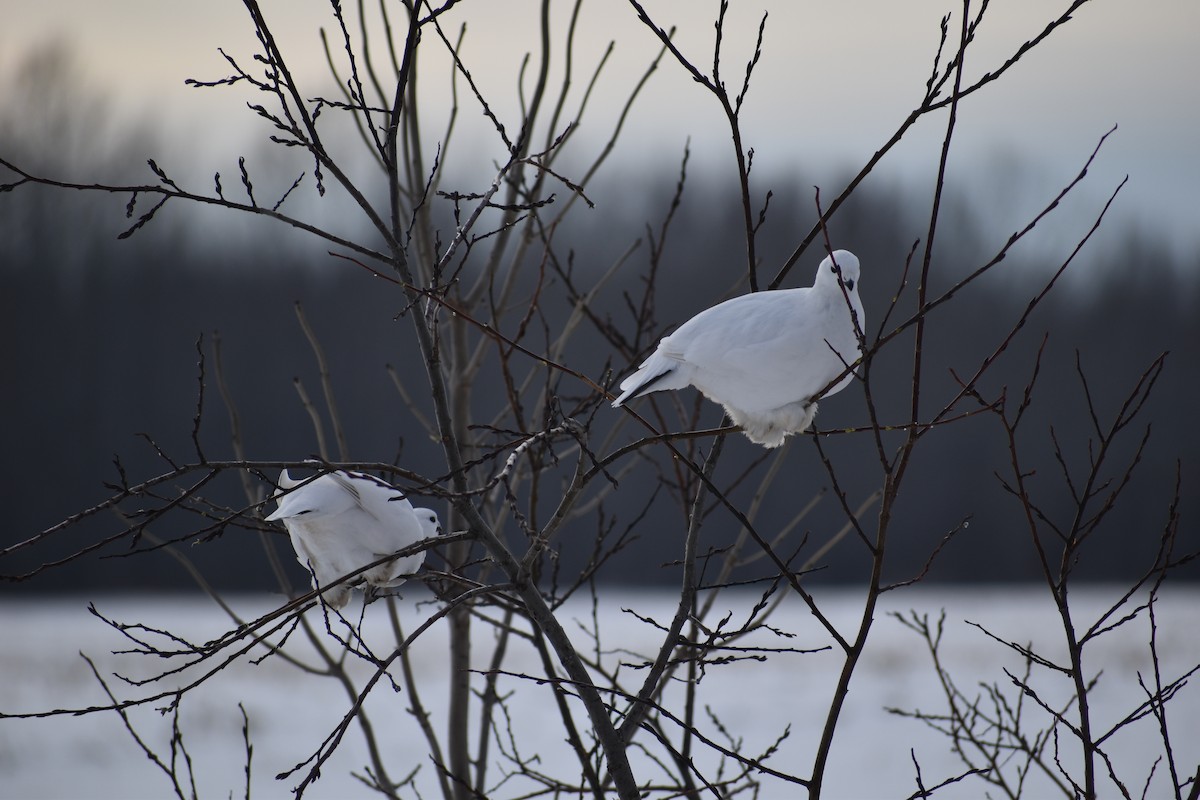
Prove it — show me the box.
[1,586,1196,799]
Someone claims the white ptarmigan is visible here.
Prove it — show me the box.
[612,249,865,448]
[265,469,440,608]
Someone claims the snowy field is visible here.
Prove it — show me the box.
[1,586,1196,799]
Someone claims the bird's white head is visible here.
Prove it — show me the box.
[816,249,861,293]
[264,470,354,522]
[413,508,442,539]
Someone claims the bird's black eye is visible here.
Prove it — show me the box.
[845,278,855,291]
[297,509,313,515]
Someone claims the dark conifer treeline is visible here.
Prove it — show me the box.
[4,168,1196,592]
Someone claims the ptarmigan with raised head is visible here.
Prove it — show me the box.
[612,250,865,448]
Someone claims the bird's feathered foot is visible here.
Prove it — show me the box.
[725,401,817,448]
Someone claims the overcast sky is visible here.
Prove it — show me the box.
[5,0,1199,261]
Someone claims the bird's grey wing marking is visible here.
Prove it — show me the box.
[334,472,395,524]
[331,473,364,506]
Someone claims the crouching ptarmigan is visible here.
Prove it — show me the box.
[612,249,865,448]
[265,469,440,608]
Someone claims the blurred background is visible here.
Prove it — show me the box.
[3,0,1198,593]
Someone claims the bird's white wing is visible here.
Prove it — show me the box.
[670,292,808,409]
[679,288,861,413]
[338,472,425,583]
[674,294,795,357]
[613,292,784,406]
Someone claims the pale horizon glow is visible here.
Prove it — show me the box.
[4,1,1198,260]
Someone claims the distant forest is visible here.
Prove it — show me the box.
[3,44,1197,594]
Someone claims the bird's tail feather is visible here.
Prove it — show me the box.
[612,353,687,407]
